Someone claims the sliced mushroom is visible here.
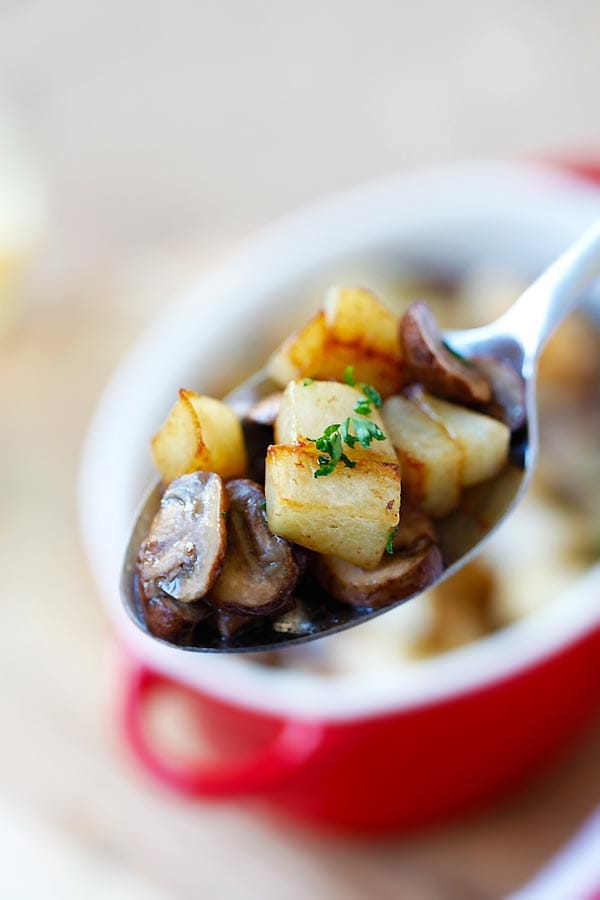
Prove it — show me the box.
[400,301,492,405]
[206,479,299,616]
[213,610,255,639]
[471,355,526,431]
[137,471,228,606]
[291,544,312,577]
[314,543,443,609]
[141,594,211,644]
[313,503,442,609]
[392,502,438,551]
[271,596,317,636]
[245,392,283,427]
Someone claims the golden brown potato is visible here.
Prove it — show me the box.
[382,389,509,517]
[275,380,398,464]
[382,393,462,517]
[151,389,247,484]
[265,444,400,569]
[323,285,400,360]
[267,286,404,397]
[425,395,510,487]
[267,312,328,387]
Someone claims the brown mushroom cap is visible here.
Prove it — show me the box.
[137,470,228,605]
[206,479,299,616]
[313,502,442,609]
[392,502,438,551]
[471,355,526,431]
[213,609,255,639]
[400,301,492,405]
[314,543,443,609]
[245,392,283,427]
[142,594,211,643]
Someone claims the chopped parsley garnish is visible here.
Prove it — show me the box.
[221,510,228,519]
[344,365,382,415]
[386,525,399,555]
[302,377,314,386]
[340,416,386,450]
[343,365,356,386]
[307,368,387,477]
[310,423,357,478]
[309,417,386,478]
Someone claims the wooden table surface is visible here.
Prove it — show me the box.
[2,2,600,897]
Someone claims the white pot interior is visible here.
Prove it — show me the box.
[79,159,600,721]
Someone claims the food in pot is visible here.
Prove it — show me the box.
[250,281,600,675]
[135,285,521,645]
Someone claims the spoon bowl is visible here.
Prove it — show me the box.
[121,220,600,652]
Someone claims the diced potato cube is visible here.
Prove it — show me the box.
[425,396,510,486]
[152,389,247,484]
[382,394,462,518]
[323,285,400,358]
[275,380,398,464]
[382,390,510,517]
[267,286,404,397]
[265,444,400,569]
[267,312,328,387]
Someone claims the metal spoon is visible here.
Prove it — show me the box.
[121,220,600,652]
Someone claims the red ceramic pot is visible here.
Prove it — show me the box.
[81,159,600,834]
[122,624,600,833]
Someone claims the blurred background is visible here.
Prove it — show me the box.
[2,2,600,898]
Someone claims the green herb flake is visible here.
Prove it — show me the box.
[344,365,356,386]
[386,525,399,555]
[361,383,382,409]
[221,511,228,519]
[307,368,388,476]
[352,417,386,449]
[309,415,387,477]
[354,398,372,416]
[302,377,314,386]
[344,366,382,414]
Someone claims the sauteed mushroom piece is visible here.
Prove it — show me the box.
[400,301,492,405]
[314,504,443,608]
[142,595,211,644]
[472,355,526,431]
[245,392,283,427]
[392,502,438,549]
[206,479,299,615]
[137,470,228,606]
[213,610,255,639]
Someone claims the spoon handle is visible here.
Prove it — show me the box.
[496,219,600,369]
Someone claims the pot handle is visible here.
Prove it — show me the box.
[121,663,325,798]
